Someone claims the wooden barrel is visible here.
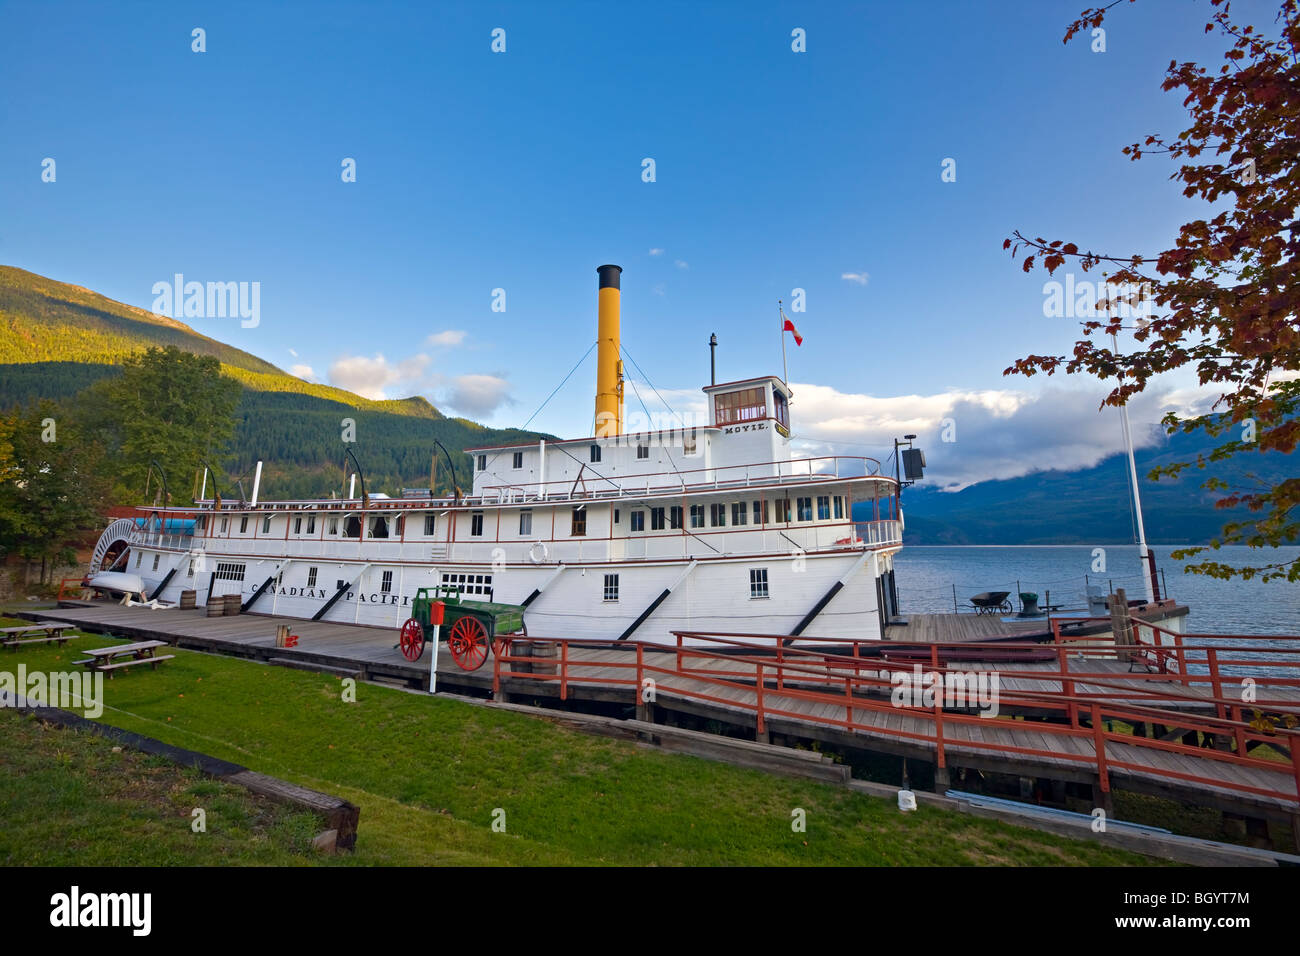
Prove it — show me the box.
[223,593,242,615]
[179,590,196,610]
[205,598,224,617]
[528,640,557,676]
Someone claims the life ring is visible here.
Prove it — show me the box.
[529,540,549,565]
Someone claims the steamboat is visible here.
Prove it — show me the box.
[88,265,907,648]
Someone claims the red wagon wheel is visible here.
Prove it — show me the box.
[493,621,525,661]
[399,618,426,661]
[448,616,490,671]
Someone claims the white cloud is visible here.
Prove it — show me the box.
[787,381,1216,491]
[652,282,666,297]
[674,259,690,270]
[426,329,467,347]
[289,363,317,382]
[442,374,513,418]
[841,272,870,286]
[648,248,665,256]
[288,348,299,357]
[327,353,430,400]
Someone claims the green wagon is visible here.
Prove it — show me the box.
[397,585,526,671]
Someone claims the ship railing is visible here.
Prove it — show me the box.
[479,455,888,504]
[492,629,1300,809]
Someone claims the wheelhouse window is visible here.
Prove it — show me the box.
[590,444,601,463]
[710,503,726,527]
[519,510,533,535]
[749,568,769,599]
[603,574,619,602]
[796,497,813,521]
[817,496,831,521]
[476,454,486,471]
[650,507,665,531]
[512,452,523,469]
[714,386,766,426]
[630,511,645,532]
[670,505,683,530]
[690,504,705,529]
[571,507,587,536]
[470,512,484,537]
[774,390,789,432]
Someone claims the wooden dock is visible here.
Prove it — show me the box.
[19,600,1300,827]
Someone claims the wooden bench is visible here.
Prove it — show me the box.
[89,654,176,678]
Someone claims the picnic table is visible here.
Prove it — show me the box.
[2,622,70,651]
[74,640,174,678]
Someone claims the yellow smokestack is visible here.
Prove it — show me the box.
[595,264,624,437]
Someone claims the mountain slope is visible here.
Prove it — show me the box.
[0,266,547,498]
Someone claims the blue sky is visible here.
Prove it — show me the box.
[0,0,1265,486]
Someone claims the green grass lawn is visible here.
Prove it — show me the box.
[0,620,1165,866]
[0,710,327,865]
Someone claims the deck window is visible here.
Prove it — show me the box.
[370,516,389,538]
[731,503,747,526]
[683,430,697,455]
[262,515,272,534]
[714,386,767,426]
[442,572,492,597]
[152,554,160,571]
[817,496,830,520]
[219,517,228,533]
[571,507,587,536]
[590,444,601,463]
[750,568,769,599]
[603,574,619,602]
[670,505,683,530]
[424,514,436,535]
[328,517,339,535]
[636,444,649,460]
[307,567,318,589]
[797,497,813,521]
[650,507,665,531]
[470,512,484,537]
[753,500,768,525]
[690,505,705,529]
[834,496,844,520]
[631,511,645,532]
[344,516,361,538]
[476,454,486,471]
[775,499,791,522]
[512,451,523,469]
[214,562,245,582]
[294,516,302,534]
[307,514,317,535]
[135,552,141,568]
[710,503,726,527]
[519,510,533,535]
[381,570,393,594]
[239,516,248,534]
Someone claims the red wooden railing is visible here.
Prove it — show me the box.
[492,628,1300,807]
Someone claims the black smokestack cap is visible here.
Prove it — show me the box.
[597,264,622,289]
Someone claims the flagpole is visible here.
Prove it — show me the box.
[778,301,789,386]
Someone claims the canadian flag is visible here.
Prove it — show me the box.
[782,317,803,346]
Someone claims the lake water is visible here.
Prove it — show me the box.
[893,545,1300,636]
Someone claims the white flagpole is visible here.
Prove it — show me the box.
[779,302,789,386]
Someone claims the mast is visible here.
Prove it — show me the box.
[1113,333,1155,604]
